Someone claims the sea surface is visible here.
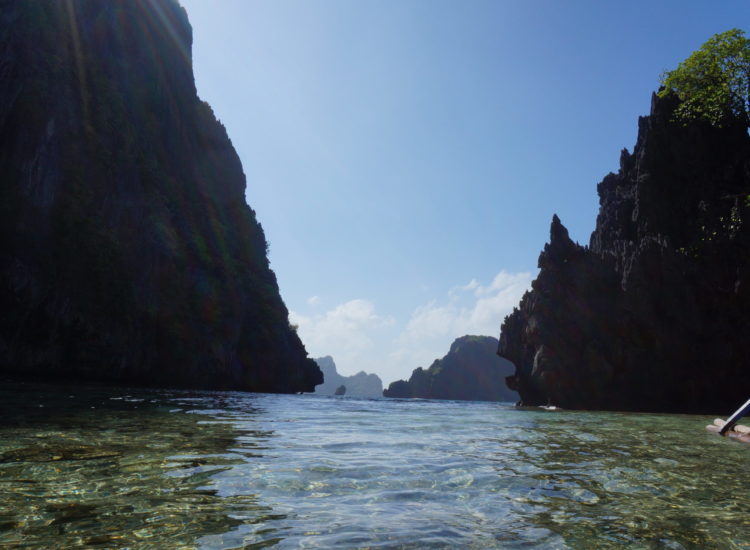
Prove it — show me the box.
[1,382,749,549]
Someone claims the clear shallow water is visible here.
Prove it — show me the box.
[1,383,749,549]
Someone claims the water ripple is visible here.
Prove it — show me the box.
[2,384,750,549]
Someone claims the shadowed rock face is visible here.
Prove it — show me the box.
[0,0,321,392]
[384,335,518,402]
[313,357,383,398]
[499,93,750,414]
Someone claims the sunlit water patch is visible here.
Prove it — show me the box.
[1,382,749,549]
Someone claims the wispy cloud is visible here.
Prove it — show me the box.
[290,270,532,385]
[388,270,531,380]
[405,270,531,341]
[290,299,395,374]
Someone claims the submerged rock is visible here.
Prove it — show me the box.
[0,445,122,463]
[384,335,518,402]
[499,92,750,413]
[0,0,321,392]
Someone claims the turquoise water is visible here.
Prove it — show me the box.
[1,382,749,549]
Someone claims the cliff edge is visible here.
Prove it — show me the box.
[0,0,322,392]
[499,92,750,413]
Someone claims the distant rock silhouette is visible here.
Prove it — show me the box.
[314,357,383,398]
[334,385,346,396]
[383,336,518,402]
[381,380,413,398]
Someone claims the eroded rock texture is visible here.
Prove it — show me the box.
[499,93,750,413]
[0,0,321,392]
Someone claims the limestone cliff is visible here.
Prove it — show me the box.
[384,335,518,402]
[0,0,322,392]
[499,92,750,413]
[313,357,383,398]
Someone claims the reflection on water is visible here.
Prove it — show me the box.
[486,411,750,549]
[2,382,750,549]
[0,383,276,549]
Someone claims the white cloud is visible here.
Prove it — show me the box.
[449,278,479,298]
[474,270,529,298]
[291,270,532,386]
[306,295,321,306]
[388,270,531,383]
[290,299,394,376]
[400,270,531,343]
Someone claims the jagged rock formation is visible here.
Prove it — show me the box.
[313,356,383,398]
[0,0,321,392]
[499,92,750,413]
[383,335,518,402]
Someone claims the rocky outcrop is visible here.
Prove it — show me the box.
[499,92,750,413]
[384,335,518,402]
[313,356,383,398]
[0,0,321,392]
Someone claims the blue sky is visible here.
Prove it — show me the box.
[178,0,747,385]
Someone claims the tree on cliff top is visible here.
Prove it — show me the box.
[659,28,750,127]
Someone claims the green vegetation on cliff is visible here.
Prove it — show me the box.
[659,29,750,126]
[500,34,750,413]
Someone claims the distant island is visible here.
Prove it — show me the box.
[383,335,518,402]
[0,0,321,392]
[314,357,383,398]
